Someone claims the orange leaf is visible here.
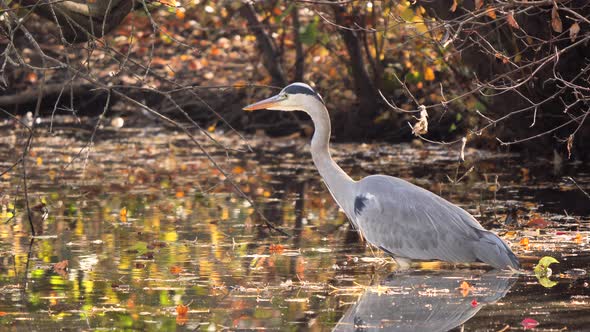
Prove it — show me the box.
[170,266,183,275]
[506,11,519,29]
[551,5,562,33]
[175,190,185,198]
[232,166,245,174]
[269,244,284,254]
[53,260,69,272]
[176,304,189,315]
[175,8,185,20]
[424,67,435,81]
[485,6,496,19]
[519,237,529,247]
[120,207,128,223]
[574,233,583,244]
[25,72,38,83]
[0,312,6,316]
[527,218,549,229]
[459,281,473,297]
[450,0,458,12]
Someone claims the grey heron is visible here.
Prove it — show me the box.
[244,82,520,270]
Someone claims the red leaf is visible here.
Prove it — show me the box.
[527,218,549,229]
[522,318,539,329]
[471,299,478,308]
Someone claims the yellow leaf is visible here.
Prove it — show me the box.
[36,157,43,166]
[424,67,435,81]
[551,5,562,33]
[120,207,128,223]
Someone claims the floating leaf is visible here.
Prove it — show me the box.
[459,281,473,297]
[521,318,539,329]
[120,207,128,223]
[534,256,559,288]
[470,299,478,308]
[527,218,549,229]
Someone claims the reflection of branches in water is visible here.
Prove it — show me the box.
[0,4,292,237]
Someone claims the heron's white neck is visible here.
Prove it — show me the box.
[305,102,356,214]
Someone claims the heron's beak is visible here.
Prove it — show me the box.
[243,94,286,111]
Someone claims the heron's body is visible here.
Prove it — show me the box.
[244,83,520,270]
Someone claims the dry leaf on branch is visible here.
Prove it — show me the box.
[551,5,563,33]
[411,106,429,136]
[506,11,520,29]
[570,22,580,42]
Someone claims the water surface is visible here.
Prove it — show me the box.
[0,122,588,331]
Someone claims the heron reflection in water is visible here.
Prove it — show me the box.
[333,269,517,331]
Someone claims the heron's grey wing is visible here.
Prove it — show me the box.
[353,175,486,263]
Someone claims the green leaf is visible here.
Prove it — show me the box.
[534,256,559,275]
[300,16,319,45]
[534,256,559,288]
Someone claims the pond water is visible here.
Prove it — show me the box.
[0,121,589,331]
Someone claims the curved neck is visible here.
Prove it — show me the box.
[306,103,355,214]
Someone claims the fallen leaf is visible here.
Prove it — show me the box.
[470,298,478,307]
[170,266,183,275]
[551,5,562,33]
[120,207,128,223]
[176,303,189,315]
[574,233,582,244]
[527,218,549,229]
[570,22,580,42]
[459,281,473,297]
[521,318,539,329]
[269,244,284,254]
[519,237,529,247]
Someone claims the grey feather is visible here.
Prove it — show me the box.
[350,175,519,270]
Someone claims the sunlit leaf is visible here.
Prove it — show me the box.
[534,256,559,288]
[470,298,478,307]
[475,0,484,10]
[485,6,496,19]
[120,207,128,223]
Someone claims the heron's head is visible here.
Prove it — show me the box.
[243,82,324,112]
